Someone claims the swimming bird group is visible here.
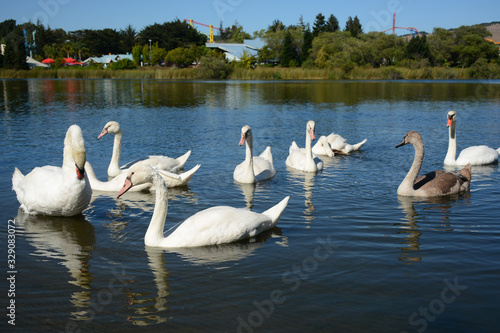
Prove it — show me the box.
[12,111,497,247]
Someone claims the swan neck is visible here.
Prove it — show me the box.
[305,130,314,165]
[445,122,457,164]
[401,141,424,193]
[245,136,254,168]
[109,131,122,174]
[145,174,168,246]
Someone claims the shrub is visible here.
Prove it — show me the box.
[196,56,232,79]
[108,59,137,70]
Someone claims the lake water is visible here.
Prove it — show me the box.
[1,79,499,332]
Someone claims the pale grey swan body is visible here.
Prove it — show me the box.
[98,121,191,177]
[12,125,92,216]
[396,131,471,197]
[85,161,200,192]
[286,120,323,172]
[117,164,290,248]
[233,125,276,183]
[444,110,499,166]
[313,133,367,156]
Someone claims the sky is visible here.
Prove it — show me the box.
[1,0,499,37]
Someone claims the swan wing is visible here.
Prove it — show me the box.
[252,157,276,182]
[456,145,499,166]
[164,207,272,247]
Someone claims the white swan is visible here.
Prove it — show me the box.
[286,120,323,172]
[12,124,92,216]
[396,131,471,197]
[327,133,367,154]
[117,164,290,248]
[444,110,499,166]
[312,135,335,157]
[85,162,201,192]
[233,125,276,183]
[98,121,191,177]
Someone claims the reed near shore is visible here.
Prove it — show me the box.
[0,65,497,80]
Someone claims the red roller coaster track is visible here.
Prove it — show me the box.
[382,13,419,36]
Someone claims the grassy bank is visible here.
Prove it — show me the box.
[0,65,495,80]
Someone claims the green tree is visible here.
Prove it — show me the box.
[43,43,62,59]
[362,32,405,67]
[60,41,74,58]
[139,19,206,51]
[405,34,432,61]
[132,44,143,65]
[2,38,15,68]
[222,22,251,43]
[313,13,326,37]
[142,44,150,65]
[280,31,298,67]
[427,28,455,66]
[120,24,137,53]
[150,42,167,65]
[345,16,363,38]
[310,31,365,69]
[165,47,192,68]
[301,26,313,64]
[326,14,340,32]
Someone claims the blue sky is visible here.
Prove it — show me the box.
[2,0,499,37]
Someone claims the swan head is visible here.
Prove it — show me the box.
[306,120,316,141]
[396,131,422,148]
[65,125,87,179]
[447,111,456,127]
[239,125,252,146]
[97,121,121,139]
[117,164,157,198]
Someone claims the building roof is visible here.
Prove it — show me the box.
[205,38,264,61]
[84,54,133,64]
[26,56,49,68]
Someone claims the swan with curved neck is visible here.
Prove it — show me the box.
[233,125,276,183]
[444,110,499,166]
[12,124,92,216]
[85,161,200,192]
[98,121,191,177]
[396,131,471,197]
[117,164,290,248]
[286,120,323,172]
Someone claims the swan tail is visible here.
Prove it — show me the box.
[178,164,201,185]
[352,138,368,151]
[259,146,273,164]
[458,163,472,182]
[12,167,24,191]
[157,164,200,187]
[262,196,290,225]
[175,150,191,167]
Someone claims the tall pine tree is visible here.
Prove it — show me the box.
[280,31,298,67]
[312,13,326,37]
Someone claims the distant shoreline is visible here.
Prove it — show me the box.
[1,66,498,80]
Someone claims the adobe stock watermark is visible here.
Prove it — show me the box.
[213,0,244,22]
[21,0,72,27]
[401,277,467,333]
[64,266,134,333]
[236,235,338,333]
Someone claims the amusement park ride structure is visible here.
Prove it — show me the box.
[184,19,224,43]
[382,12,419,36]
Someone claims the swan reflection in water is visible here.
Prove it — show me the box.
[396,194,470,264]
[124,227,285,326]
[14,210,95,319]
[287,167,317,225]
